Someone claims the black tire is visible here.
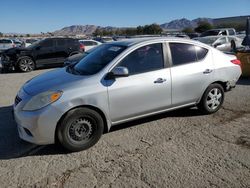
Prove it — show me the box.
[57,107,104,152]
[18,57,35,72]
[198,83,224,114]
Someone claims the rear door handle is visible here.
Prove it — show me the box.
[203,69,213,74]
[154,78,166,83]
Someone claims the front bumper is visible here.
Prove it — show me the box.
[13,89,64,145]
[0,60,15,71]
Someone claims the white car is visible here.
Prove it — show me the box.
[25,39,39,47]
[0,39,16,53]
[78,40,101,51]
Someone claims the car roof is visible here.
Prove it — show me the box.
[108,37,198,47]
[207,28,235,31]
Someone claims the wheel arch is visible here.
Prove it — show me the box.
[55,104,109,143]
[197,80,227,104]
[17,55,36,67]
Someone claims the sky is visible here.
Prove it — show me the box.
[0,0,249,33]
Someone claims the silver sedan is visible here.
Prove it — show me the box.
[14,37,242,151]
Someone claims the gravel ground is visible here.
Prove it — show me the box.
[0,69,250,188]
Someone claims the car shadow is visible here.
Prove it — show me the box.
[22,107,205,157]
[237,77,250,85]
[0,105,40,160]
[0,66,60,74]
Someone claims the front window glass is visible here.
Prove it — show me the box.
[118,43,164,75]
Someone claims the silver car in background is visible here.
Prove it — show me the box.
[14,38,242,151]
[194,36,243,52]
[0,39,16,53]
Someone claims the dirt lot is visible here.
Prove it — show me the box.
[0,69,250,188]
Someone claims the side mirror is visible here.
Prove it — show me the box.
[106,66,129,79]
[35,46,41,50]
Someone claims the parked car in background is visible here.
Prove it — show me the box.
[187,33,200,39]
[175,34,190,39]
[194,36,243,52]
[13,39,25,48]
[1,38,82,72]
[14,37,241,151]
[25,39,39,47]
[64,46,99,66]
[78,39,101,51]
[93,36,114,43]
[0,39,16,53]
[200,28,236,37]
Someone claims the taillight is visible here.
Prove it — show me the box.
[80,43,85,51]
[231,59,241,69]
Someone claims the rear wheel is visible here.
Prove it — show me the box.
[18,57,35,72]
[57,108,104,152]
[198,84,224,114]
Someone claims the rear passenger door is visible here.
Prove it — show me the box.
[169,42,214,106]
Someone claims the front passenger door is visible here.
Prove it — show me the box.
[35,39,56,65]
[107,43,172,123]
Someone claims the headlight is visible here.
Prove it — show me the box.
[23,91,62,111]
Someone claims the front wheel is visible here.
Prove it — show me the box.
[18,57,35,72]
[198,84,224,114]
[57,108,104,152]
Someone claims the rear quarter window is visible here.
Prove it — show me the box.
[169,43,208,66]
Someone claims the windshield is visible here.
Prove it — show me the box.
[27,39,42,49]
[71,44,126,75]
[196,37,218,44]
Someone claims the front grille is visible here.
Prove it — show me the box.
[15,95,22,106]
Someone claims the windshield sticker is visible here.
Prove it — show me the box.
[108,46,122,52]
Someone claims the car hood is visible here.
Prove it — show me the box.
[4,47,30,55]
[23,68,84,96]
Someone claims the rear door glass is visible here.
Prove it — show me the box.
[169,43,208,66]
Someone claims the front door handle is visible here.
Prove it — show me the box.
[203,69,213,74]
[154,78,167,83]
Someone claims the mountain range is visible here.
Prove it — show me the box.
[52,15,249,36]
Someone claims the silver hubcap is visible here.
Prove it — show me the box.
[19,59,34,71]
[69,118,93,142]
[206,88,222,110]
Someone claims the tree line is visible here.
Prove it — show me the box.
[93,24,163,36]
[183,21,245,34]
